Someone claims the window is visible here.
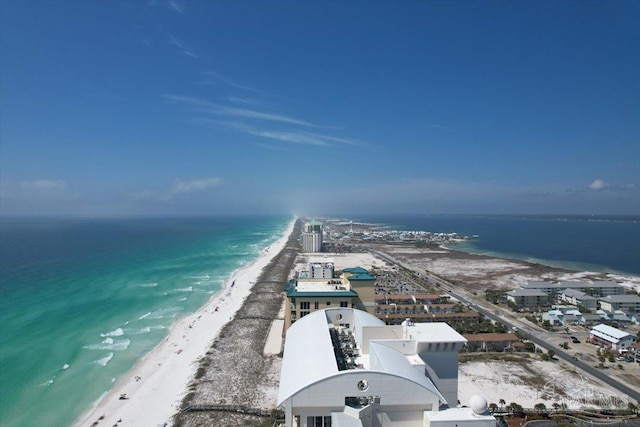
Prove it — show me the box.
[307,416,331,427]
[326,301,331,306]
[300,311,310,317]
[301,301,310,310]
[314,301,319,310]
[340,301,348,307]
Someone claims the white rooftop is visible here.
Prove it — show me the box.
[404,322,467,344]
[591,324,633,340]
[507,289,547,296]
[278,309,460,407]
[600,294,640,302]
[296,280,351,293]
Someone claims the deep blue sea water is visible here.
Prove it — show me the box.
[0,216,291,427]
[350,214,640,276]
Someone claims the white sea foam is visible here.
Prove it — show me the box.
[138,282,158,287]
[95,352,114,366]
[100,327,124,337]
[147,313,164,319]
[139,312,151,320]
[62,363,70,370]
[126,326,151,335]
[102,337,114,344]
[178,297,187,301]
[174,286,193,292]
[41,378,55,387]
[86,339,131,351]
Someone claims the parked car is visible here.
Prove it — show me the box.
[570,336,580,343]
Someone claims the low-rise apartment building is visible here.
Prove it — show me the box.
[506,289,548,309]
[463,333,521,352]
[559,288,598,311]
[589,324,637,350]
[598,294,640,313]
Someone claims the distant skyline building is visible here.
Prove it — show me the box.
[302,220,323,253]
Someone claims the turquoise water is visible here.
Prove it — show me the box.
[351,214,640,276]
[0,216,291,427]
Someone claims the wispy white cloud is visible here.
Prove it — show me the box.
[246,129,366,148]
[212,107,315,127]
[254,143,292,152]
[227,96,262,106]
[247,130,330,146]
[129,177,222,202]
[206,119,364,148]
[168,0,184,13]
[300,131,363,147]
[169,35,199,59]
[20,179,68,192]
[589,179,606,190]
[201,71,266,94]
[148,0,184,14]
[0,179,81,203]
[165,95,315,127]
[569,179,640,193]
[169,177,221,195]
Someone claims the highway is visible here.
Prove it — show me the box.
[370,250,640,403]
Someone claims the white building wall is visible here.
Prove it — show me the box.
[416,345,462,407]
[289,372,440,416]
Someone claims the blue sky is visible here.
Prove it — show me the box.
[1,1,638,216]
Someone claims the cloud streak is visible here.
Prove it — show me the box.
[20,179,68,192]
[169,35,199,59]
[148,0,184,13]
[165,95,315,127]
[130,177,223,202]
[169,177,221,195]
[168,0,184,13]
[201,71,266,94]
[245,129,364,147]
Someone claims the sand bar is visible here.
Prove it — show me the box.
[74,219,296,427]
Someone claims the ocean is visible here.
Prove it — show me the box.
[0,215,291,427]
[350,214,640,276]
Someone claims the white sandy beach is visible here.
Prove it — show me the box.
[74,219,296,427]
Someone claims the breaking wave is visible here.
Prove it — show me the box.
[100,328,124,337]
[95,352,114,366]
[138,282,158,288]
[85,338,131,351]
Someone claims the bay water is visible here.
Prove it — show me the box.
[350,214,640,276]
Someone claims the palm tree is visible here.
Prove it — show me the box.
[499,399,506,409]
[534,403,546,413]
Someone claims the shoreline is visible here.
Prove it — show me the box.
[73,218,296,427]
[446,241,640,279]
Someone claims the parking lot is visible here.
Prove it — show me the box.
[543,325,640,394]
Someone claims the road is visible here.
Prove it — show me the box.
[370,250,640,403]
